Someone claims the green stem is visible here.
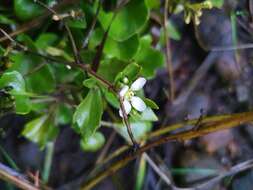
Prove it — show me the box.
[0,145,19,171]
[42,142,54,183]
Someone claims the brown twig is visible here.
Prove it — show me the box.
[164,0,175,102]
[143,153,174,187]
[0,162,42,190]
[0,0,79,43]
[81,111,253,189]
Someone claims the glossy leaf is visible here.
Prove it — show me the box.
[144,98,159,109]
[103,88,119,108]
[22,115,58,149]
[0,71,25,92]
[10,53,56,93]
[80,132,105,152]
[104,34,139,60]
[83,78,97,89]
[115,63,142,83]
[66,17,87,29]
[134,35,165,78]
[89,28,140,60]
[97,58,128,82]
[35,33,58,50]
[73,89,103,140]
[145,0,160,9]
[0,71,31,114]
[56,104,73,125]
[14,0,44,21]
[98,0,149,41]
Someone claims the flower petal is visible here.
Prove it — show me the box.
[131,96,146,112]
[119,100,132,117]
[119,85,129,97]
[130,77,146,91]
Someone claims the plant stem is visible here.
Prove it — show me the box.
[42,142,54,184]
[164,0,175,102]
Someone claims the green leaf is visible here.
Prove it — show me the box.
[134,35,165,78]
[88,28,104,49]
[131,107,158,122]
[104,34,139,60]
[160,21,181,42]
[144,98,159,109]
[0,71,31,114]
[83,78,97,89]
[97,58,128,82]
[14,0,44,21]
[80,132,105,152]
[0,71,25,92]
[145,0,160,9]
[35,33,58,50]
[10,53,56,93]
[0,14,15,25]
[114,121,152,142]
[139,108,158,121]
[103,88,119,108]
[98,0,149,41]
[22,115,58,149]
[210,0,224,8]
[115,63,142,84]
[66,17,87,29]
[89,27,139,60]
[56,104,72,125]
[73,89,103,140]
[17,34,37,51]
[14,95,31,114]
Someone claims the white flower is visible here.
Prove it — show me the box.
[119,77,147,117]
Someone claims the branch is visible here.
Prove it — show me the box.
[164,0,175,102]
[81,111,253,189]
[0,162,48,190]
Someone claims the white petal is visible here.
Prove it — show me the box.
[119,85,129,97]
[131,96,147,112]
[119,100,132,117]
[130,77,146,91]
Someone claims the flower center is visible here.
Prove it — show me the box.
[125,90,134,100]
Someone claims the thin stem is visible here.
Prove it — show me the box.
[164,0,175,102]
[42,142,54,183]
[64,24,81,64]
[143,153,174,187]
[0,162,40,190]
[81,0,102,49]
[119,96,139,147]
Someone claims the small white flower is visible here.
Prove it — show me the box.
[119,77,147,117]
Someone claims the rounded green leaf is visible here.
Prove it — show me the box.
[104,34,139,60]
[134,35,165,78]
[35,33,58,50]
[80,132,105,152]
[99,0,149,41]
[0,71,31,114]
[0,71,25,92]
[73,89,103,140]
[22,115,59,149]
[10,53,56,93]
[14,0,44,21]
